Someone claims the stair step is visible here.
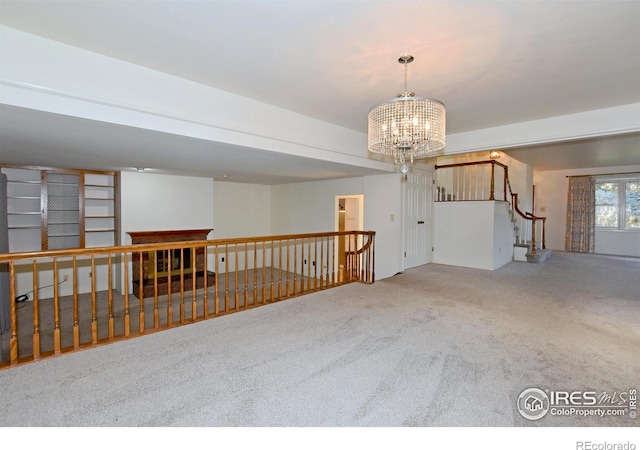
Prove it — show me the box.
[525,248,552,264]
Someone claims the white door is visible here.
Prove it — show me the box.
[403,168,433,269]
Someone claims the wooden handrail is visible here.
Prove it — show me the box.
[435,160,547,253]
[434,160,508,170]
[0,230,375,369]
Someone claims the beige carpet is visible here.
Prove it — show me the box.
[0,251,638,427]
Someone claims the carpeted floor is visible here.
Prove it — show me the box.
[0,251,638,427]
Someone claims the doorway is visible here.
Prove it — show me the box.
[335,195,364,270]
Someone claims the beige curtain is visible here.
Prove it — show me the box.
[565,176,595,253]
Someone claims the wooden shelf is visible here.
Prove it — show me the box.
[2,166,119,250]
[7,180,40,185]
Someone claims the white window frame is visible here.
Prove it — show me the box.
[595,175,640,231]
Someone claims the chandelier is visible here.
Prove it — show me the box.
[368,55,446,174]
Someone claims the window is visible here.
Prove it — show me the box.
[595,177,640,230]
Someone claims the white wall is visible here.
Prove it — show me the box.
[434,201,513,270]
[271,174,403,280]
[363,174,403,279]
[534,164,640,257]
[120,171,214,242]
[213,181,270,239]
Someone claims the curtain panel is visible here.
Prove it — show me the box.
[565,176,595,253]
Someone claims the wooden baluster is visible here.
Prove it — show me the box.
[278,240,283,300]
[154,250,160,329]
[365,233,370,282]
[108,254,114,339]
[372,233,376,283]
[123,252,131,337]
[235,243,240,310]
[301,238,306,293]
[191,246,197,320]
[179,248,185,324]
[167,249,173,327]
[138,252,144,334]
[32,260,40,358]
[203,245,209,317]
[332,236,336,286]
[313,237,318,290]
[214,246,220,315]
[269,240,275,302]
[293,239,298,296]
[52,258,62,353]
[261,242,267,303]
[359,233,364,281]
[286,239,291,297]
[224,244,230,311]
[306,238,311,291]
[345,234,350,282]
[90,256,97,345]
[253,243,258,305]
[320,236,324,290]
[72,257,79,347]
[244,242,249,307]
[9,262,18,364]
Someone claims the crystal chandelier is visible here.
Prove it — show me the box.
[368,55,446,174]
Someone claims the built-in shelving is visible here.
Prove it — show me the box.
[1,165,119,251]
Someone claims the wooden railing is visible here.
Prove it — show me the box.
[508,185,547,254]
[434,160,509,202]
[0,230,375,368]
[435,160,546,252]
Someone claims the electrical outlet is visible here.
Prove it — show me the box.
[63,275,69,282]
[221,256,225,263]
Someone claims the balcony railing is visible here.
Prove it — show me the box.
[0,230,375,368]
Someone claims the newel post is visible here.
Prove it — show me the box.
[531,217,537,255]
[489,161,496,200]
[503,166,508,201]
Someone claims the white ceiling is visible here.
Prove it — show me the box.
[1,0,640,182]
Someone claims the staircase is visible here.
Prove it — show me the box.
[510,209,551,263]
[435,159,551,264]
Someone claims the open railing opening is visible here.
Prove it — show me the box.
[435,160,546,253]
[0,230,375,368]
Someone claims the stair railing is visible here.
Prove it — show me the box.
[434,160,509,202]
[435,160,546,253]
[506,179,546,254]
